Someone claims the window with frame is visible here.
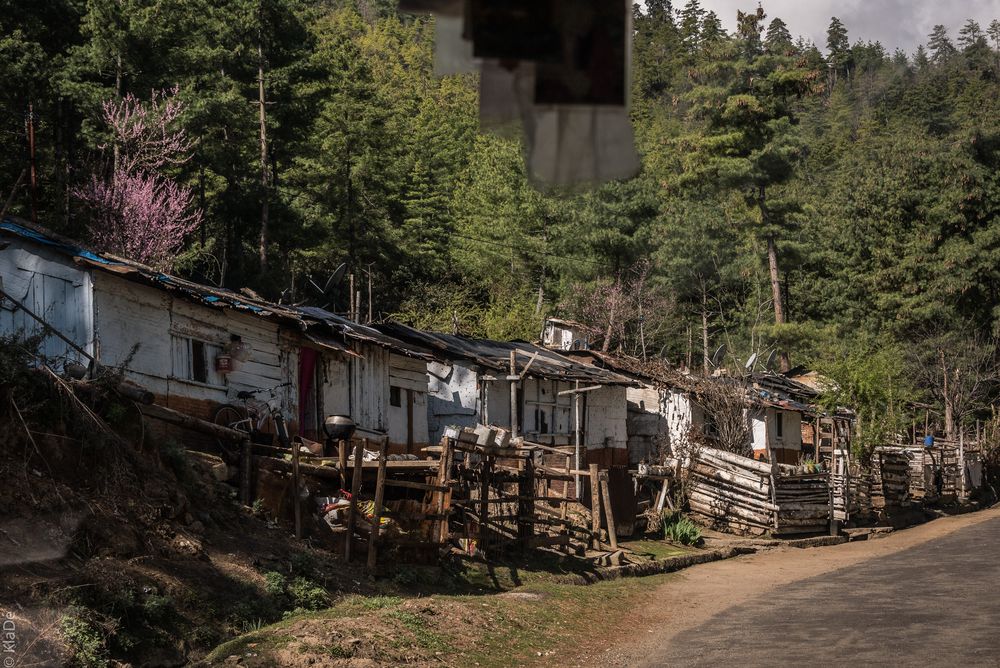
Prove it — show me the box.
[389,385,402,408]
[523,378,572,439]
[171,335,226,387]
[775,411,784,439]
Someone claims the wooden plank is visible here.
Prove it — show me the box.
[292,435,302,539]
[367,439,388,572]
[383,479,450,493]
[240,439,253,506]
[344,438,366,563]
[140,402,246,443]
[589,463,601,548]
[599,473,618,550]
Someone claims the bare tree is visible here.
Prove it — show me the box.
[909,331,999,440]
[694,377,754,458]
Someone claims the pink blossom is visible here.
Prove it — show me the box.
[75,169,201,270]
[75,88,201,270]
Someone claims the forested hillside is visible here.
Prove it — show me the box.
[3,0,1000,437]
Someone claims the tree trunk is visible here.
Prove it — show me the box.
[602,293,618,353]
[701,282,710,374]
[257,35,270,272]
[767,235,791,372]
[942,349,954,441]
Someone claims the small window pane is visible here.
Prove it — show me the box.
[192,340,208,383]
[390,386,402,407]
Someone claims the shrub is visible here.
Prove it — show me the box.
[661,511,702,546]
[60,613,109,668]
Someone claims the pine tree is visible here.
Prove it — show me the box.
[826,17,852,80]
[700,11,725,45]
[678,0,705,53]
[928,24,956,64]
[765,17,793,54]
[914,44,930,70]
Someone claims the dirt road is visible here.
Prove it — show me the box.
[587,506,1000,667]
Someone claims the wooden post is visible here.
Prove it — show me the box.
[439,437,455,543]
[560,450,570,521]
[599,472,618,550]
[338,439,348,490]
[478,455,493,557]
[367,438,388,572]
[518,456,535,548]
[435,437,454,543]
[240,438,253,507]
[509,351,519,439]
[589,463,601,548]
[292,438,302,539]
[344,438,366,563]
[574,380,581,494]
[959,428,966,500]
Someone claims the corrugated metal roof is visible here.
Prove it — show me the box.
[296,307,434,360]
[0,217,430,359]
[0,217,306,323]
[374,321,635,385]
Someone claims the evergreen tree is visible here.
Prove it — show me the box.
[826,17,852,79]
[678,0,705,53]
[765,17,793,54]
[928,24,957,64]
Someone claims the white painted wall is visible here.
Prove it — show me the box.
[749,408,803,455]
[387,353,430,448]
[0,240,94,363]
[92,272,298,422]
[426,360,481,442]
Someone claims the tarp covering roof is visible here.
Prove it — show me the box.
[374,321,635,386]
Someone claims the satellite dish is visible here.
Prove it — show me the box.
[765,350,778,372]
[306,262,348,308]
[745,352,759,371]
[710,345,727,368]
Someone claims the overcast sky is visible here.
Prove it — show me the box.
[694,1,1000,54]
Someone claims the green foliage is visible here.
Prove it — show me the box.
[3,1,1000,428]
[61,613,109,668]
[287,577,330,611]
[661,511,703,546]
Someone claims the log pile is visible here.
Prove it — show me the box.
[687,447,830,536]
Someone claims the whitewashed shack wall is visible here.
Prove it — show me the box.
[626,385,668,464]
[586,384,629,451]
[92,272,297,422]
[750,407,803,455]
[0,240,94,362]
[347,343,390,434]
[387,353,430,448]
[426,360,481,443]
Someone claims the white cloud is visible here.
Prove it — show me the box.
[689,0,1000,54]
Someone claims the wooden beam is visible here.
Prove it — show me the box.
[367,439,388,572]
[344,438,366,563]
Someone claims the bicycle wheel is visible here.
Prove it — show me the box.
[213,405,250,456]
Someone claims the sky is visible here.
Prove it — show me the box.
[692,0,1000,55]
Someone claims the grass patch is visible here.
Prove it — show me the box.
[623,540,696,561]
[204,571,684,667]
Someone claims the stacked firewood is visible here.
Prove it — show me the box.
[687,447,831,536]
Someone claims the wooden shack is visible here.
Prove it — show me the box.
[375,322,635,467]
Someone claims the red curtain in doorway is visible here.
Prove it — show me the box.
[298,347,319,437]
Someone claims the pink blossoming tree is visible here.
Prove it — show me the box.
[74,87,201,270]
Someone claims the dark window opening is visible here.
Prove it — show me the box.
[776,412,784,439]
[390,386,402,407]
[191,340,208,383]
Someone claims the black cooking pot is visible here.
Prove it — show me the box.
[323,415,356,442]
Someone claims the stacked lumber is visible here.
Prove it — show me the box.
[773,473,830,535]
[687,447,830,536]
[871,447,912,508]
